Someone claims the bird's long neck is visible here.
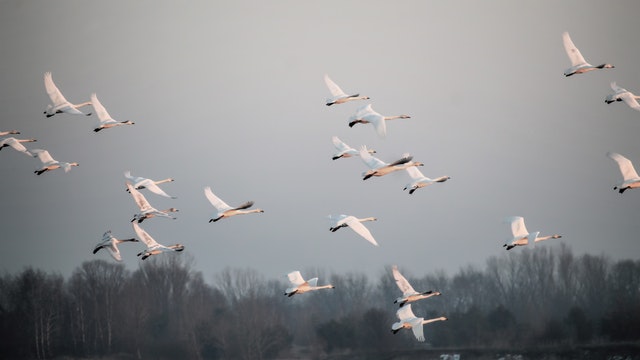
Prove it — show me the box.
[74,101,92,108]
[535,234,561,242]
[313,284,334,290]
[384,115,410,120]
[156,178,174,185]
[422,316,447,325]
[358,217,376,223]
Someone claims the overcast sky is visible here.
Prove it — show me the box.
[1,1,639,282]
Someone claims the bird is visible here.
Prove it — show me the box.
[90,93,135,132]
[0,130,20,136]
[132,222,184,260]
[43,72,92,117]
[204,186,264,222]
[348,104,410,138]
[605,82,640,112]
[359,146,423,180]
[93,230,138,261]
[503,216,562,250]
[0,137,36,157]
[328,214,378,246]
[284,270,335,297]
[124,171,176,199]
[606,152,640,194]
[32,149,79,175]
[562,32,614,77]
[126,182,178,223]
[324,74,369,106]
[331,136,375,160]
[392,265,441,307]
[403,167,450,194]
[390,304,448,342]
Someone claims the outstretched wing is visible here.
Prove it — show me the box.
[204,186,232,211]
[562,32,587,66]
[287,271,306,286]
[127,182,152,211]
[140,180,175,198]
[388,154,413,167]
[507,216,529,238]
[396,303,417,321]
[233,201,254,210]
[90,93,112,122]
[44,72,69,106]
[392,265,417,295]
[324,74,347,97]
[344,216,378,246]
[131,222,159,248]
[359,146,386,170]
[607,152,640,180]
[32,149,55,164]
[405,166,426,181]
[410,318,425,342]
[619,92,640,111]
[332,136,351,153]
[3,138,31,156]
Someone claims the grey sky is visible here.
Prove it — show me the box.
[1,1,639,282]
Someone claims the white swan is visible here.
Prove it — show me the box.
[403,167,450,194]
[43,72,92,117]
[328,214,378,246]
[93,230,138,261]
[324,74,369,106]
[331,136,375,160]
[0,130,20,136]
[91,93,135,132]
[0,137,36,157]
[204,186,264,222]
[284,270,335,297]
[124,171,176,199]
[132,222,184,260]
[605,82,640,112]
[391,304,448,342]
[359,146,423,180]
[32,149,79,175]
[562,32,614,77]
[126,182,178,223]
[349,104,410,138]
[392,265,441,307]
[607,152,640,193]
[503,216,562,250]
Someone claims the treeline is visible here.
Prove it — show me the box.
[0,244,639,359]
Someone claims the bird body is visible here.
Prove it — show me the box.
[126,182,178,223]
[43,72,92,117]
[284,270,335,297]
[348,104,410,138]
[403,167,450,194]
[93,230,138,261]
[607,152,640,193]
[32,149,79,175]
[359,146,423,180]
[503,216,562,250]
[132,222,184,260]
[124,171,176,198]
[324,74,369,106]
[605,82,640,112]
[391,304,447,342]
[91,93,134,132]
[328,214,378,246]
[204,186,263,222]
[0,137,36,157]
[562,32,614,77]
[392,265,441,307]
[331,136,375,160]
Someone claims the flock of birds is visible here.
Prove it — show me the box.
[1,30,638,343]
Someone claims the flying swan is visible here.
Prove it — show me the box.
[503,216,562,250]
[348,104,410,138]
[328,214,378,246]
[605,82,640,112]
[126,182,178,223]
[91,93,135,132]
[124,171,176,199]
[607,151,640,193]
[204,186,264,222]
[392,265,441,307]
[93,230,138,261]
[324,74,370,106]
[331,136,375,160]
[284,270,335,297]
[0,137,36,157]
[43,72,92,117]
[562,32,614,77]
[32,149,79,175]
[403,167,450,194]
[132,222,184,260]
[391,304,448,342]
[359,146,423,180]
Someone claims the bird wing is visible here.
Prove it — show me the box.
[344,216,379,246]
[287,271,306,286]
[392,265,417,295]
[359,146,386,169]
[324,74,347,97]
[233,201,254,210]
[388,154,413,167]
[132,222,159,248]
[141,181,174,198]
[106,242,123,261]
[332,136,351,153]
[127,182,153,211]
[619,92,640,111]
[410,318,425,342]
[44,72,69,106]
[4,138,29,154]
[306,277,319,287]
[90,93,112,122]
[562,32,587,66]
[396,303,417,321]
[204,186,232,211]
[507,216,529,238]
[405,166,426,181]
[607,152,640,180]
[32,149,55,164]
[328,214,347,227]
[610,81,625,93]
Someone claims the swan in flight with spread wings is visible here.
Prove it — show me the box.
[328,214,378,246]
[0,137,36,157]
[503,216,562,250]
[124,171,176,199]
[284,270,335,297]
[32,149,79,175]
[331,136,375,160]
[403,167,450,194]
[93,230,138,261]
[359,146,423,180]
[324,74,370,106]
[605,82,640,112]
[204,186,264,222]
[132,222,184,260]
[562,32,614,77]
[126,182,178,223]
[607,152,640,193]
[392,265,441,307]
[349,104,410,138]
[0,130,20,136]
[43,72,92,117]
[90,93,135,132]
[391,304,447,342]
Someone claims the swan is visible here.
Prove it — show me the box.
[91,93,135,132]
[132,222,184,260]
[43,72,92,117]
[284,270,335,297]
[93,230,138,261]
[324,74,370,106]
[328,214,378,246]
[392,265,441,307]
[0,130,20,136]
[348,104,410,138]
[331,136,375,160]
[391,304,448,342]
[0,137,36,157]
[32,149,79,175]
[503,216,562,250]
[204,186,264,222]
[562,32,614,77]
[605,82,640,112]
[126,182,178,223]
[359,146,423,180]
[607,152,640,193]
[403,167,450,194]
[124,171,176,199]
